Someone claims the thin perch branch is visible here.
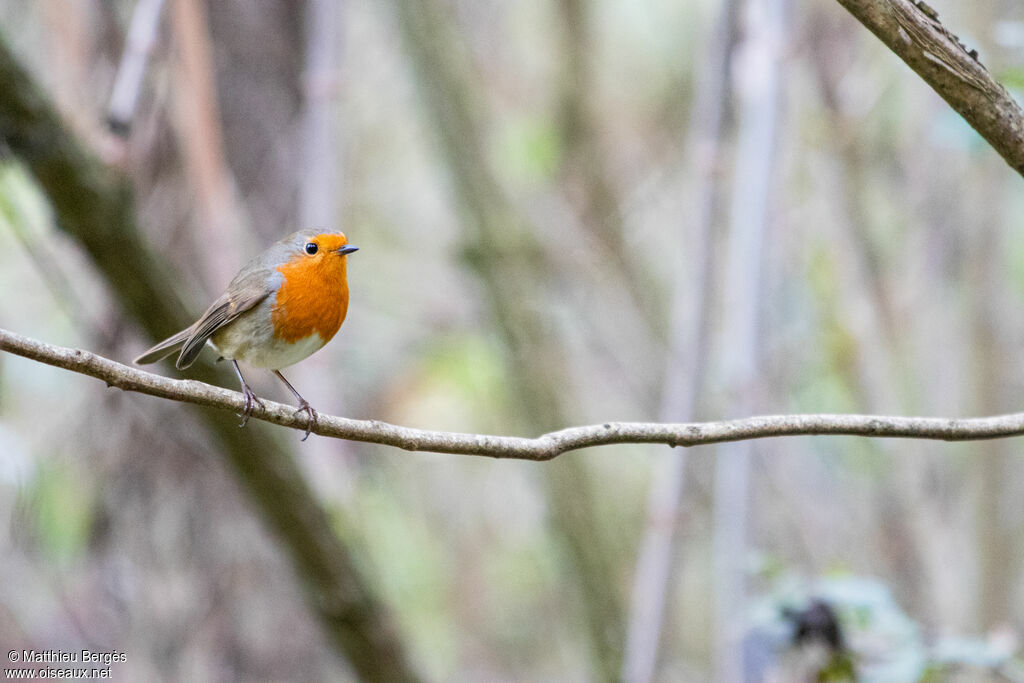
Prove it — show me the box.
[5,327,1024,460]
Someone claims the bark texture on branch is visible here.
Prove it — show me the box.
[836,0,1024,175]
[5,327,1024,460]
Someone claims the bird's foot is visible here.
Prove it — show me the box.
[238,384,265,428]
[292,399,318,441]
[272,370,317,441]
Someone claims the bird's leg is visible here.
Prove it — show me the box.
[273,370,318,441]
[232,360,263,427]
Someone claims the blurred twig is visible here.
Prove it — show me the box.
[6,327,1024,458]
[41,0,92,127]
[203,0,305,242]
[554,0,661,332]
[301,0,340,230]
[835,0,1024,176]
[808,39,905,411]
[169,0,241,286]
[107,0,166,134]
[0,164,106,343]
[966,164,1018,629]
[0,35,421,683]
[808,28,942,621]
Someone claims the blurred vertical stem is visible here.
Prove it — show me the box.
[810,68,904,411]
[170,0,241,286]
[301,0,340,230]
[0,32,422,683]
[967,163,1017,630]
[203,0,306,242]
[554,0,662,333]
[0,165,103,342]
[712,0,786,679]
[621,0,738,680]
[810,48,939,619]
[390,0,625,679]
[40,0,91,124]
[106,0,165,132]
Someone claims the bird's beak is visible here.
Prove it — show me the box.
[337,245,359,255]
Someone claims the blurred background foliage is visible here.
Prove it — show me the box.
[2,0,1024,680]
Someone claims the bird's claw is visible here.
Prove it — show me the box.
[238,385,265,428]
[293,400,318,441]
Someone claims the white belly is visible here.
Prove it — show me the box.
[210,299,327,369]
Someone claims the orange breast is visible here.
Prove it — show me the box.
[271,254,350,344]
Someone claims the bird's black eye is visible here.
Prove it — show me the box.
[304,242,318,255]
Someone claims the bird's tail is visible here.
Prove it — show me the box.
[134,328,192,365]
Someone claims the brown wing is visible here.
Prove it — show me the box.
[175,273,273,369]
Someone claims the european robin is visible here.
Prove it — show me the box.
[135,231,358,440]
